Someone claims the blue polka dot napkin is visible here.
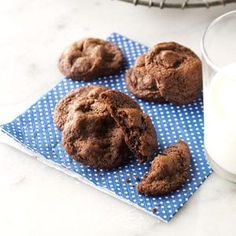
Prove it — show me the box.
[0,33,212,222]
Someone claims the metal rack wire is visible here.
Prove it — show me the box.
[118,0,236,8]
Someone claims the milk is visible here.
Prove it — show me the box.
[205,63,236,175]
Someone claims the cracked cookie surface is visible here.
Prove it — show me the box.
[126,54,164,102]
[145,42,202,104]
[54,85,110,129]
[58,38,123,81]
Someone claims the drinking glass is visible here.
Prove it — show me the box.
[201,10,236,182]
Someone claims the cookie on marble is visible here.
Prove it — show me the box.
[101,89,158,163]
[137,140,191,195]
[125,54,165,102]
[58,38,123,81]
[145,42,202,104]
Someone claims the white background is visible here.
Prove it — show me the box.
[0,1,236,235]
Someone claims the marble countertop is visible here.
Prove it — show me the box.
[0,1,236,235]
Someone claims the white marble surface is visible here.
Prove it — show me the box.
[0,1,236,235]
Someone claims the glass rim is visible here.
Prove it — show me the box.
[201,10,236,72]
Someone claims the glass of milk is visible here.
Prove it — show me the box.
[201,10,236,182]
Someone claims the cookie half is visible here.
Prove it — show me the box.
[137,140,191,196]
[101,89,158,163]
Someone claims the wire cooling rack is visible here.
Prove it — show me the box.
[118,0,236,8]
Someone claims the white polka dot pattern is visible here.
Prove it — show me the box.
[0,33,212,222]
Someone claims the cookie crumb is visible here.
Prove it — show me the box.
[125,177,131,183]
[135,176,141,182]
[152,207,157,213]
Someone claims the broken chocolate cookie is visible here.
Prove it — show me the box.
[137,140,191,195]
[101,89,158,163]
[54,85,158,169]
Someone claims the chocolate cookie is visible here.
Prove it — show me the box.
[54,85,110,129]
[55,85,158,168]
[58,38,123,81]
[55,86,130,169]
[125,54,164,102]
[62,99,131,169]
[137,140,191,195]
[145,42,202,104]
[101,89,158,163]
